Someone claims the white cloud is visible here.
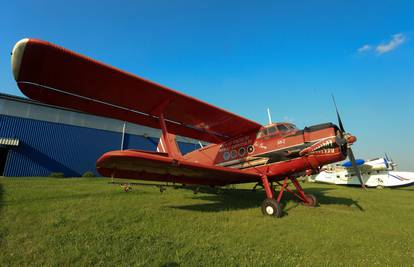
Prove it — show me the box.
[357,33,407,55]
[357,44,372,53]
[376,33,406,54]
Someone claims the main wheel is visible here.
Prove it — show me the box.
[261,198,282,217]
[303,194,317,207]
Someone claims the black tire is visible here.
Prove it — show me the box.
[303,194,317,207]
[261,198,282,217]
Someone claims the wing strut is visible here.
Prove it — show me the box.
[156,101,182,159]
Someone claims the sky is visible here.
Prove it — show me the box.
[0,1,413,169]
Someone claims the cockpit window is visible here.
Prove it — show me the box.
[267,126,277,135]
[257,124,298,139]
[256,129,266,138]
[257,126,277,138]
[286,124,297,130]
[277,124,290,133]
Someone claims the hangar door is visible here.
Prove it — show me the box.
[0,148,8,176]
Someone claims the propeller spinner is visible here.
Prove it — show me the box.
[332,95,366,189]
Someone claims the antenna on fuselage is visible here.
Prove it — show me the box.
[267,108,272,124]
[198,141,204,148]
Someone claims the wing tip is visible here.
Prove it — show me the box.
[11,38,30,81]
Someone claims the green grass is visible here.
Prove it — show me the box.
[1,177,413,266]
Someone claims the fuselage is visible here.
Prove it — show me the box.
[184,122,348,180]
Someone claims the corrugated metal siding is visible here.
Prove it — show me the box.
[123,134,158,152]
[0,115,121,176]
[0,95,209,145]
[0,115,200,177]
[124,134,200,154]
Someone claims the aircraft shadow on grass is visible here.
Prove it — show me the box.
[169,186,364,215]
[1,189,150,206]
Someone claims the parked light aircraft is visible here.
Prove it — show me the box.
[11,38,365,217]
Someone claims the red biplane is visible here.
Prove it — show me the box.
[11,38,365,217]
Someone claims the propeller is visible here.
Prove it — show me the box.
[384,153,390,169]
[385,153,396,170]
[332,95,366,189]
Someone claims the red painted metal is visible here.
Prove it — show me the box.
[290,177,309,203]
[159,112,182,159]
[260,175,273,199]
[96,149,261,186]
[346,135,357,144]
[276,177,289,203]
[14,39,261,143]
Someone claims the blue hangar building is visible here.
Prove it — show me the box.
[0,93,201,177]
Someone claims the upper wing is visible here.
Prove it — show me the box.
[11,38,261,143]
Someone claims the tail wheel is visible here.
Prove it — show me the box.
[261,198,282,218]
[123,185,132,192]
[303,194,317,207]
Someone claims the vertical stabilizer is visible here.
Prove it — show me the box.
[157,132,182,158]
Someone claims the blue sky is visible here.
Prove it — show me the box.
[1,1,413,169]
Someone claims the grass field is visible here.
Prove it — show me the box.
[0,177,413,266]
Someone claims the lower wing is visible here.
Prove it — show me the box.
[97,150,261,186]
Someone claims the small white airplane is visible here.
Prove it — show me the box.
[308,155,414,188]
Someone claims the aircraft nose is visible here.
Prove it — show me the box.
[346,134,357,145]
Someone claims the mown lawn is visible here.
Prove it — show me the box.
[0,177,413,266]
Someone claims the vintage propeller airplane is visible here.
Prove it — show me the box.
[11,38,365,217]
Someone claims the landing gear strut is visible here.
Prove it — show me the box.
[260,175,318,217]
[260,174,282,217]
[303,194,317,207]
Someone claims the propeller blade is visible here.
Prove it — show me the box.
[383,153,390,169]
[331,95,365,189]
[332,95,346,133]
[347,147,366,189]
[385,153,396,170]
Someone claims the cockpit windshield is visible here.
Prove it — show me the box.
[267,126,277,134]
[276,124,289,133]
[256,123,298,138]
[286,123,298,130]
